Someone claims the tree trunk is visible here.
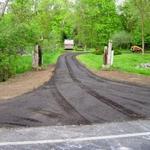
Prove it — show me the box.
[1,0,9,17]
[141,12,145,54]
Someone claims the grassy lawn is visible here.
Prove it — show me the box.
[14,50,62,74]
[77,54,102,71]
[77,53,150,76]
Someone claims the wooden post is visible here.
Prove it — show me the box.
[103,46,108,65]
[111,50,114,66]
[102,40,114,69]
[107,40,113,66]
[38,45,42,67]
[32,44,39,70]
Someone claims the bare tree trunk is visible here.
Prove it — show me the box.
[135,0,145,54]
[1,0,9,17]
[141,12,145,54]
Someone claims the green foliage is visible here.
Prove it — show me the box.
[43,50,63,65]
[74,0,122,48]
[1,0,150,82]
[0,50,62,78]
[78,54,102,70]
[14,55,32,74]
[93,48,103,55]
[0,52,15,81]
[114,49,122,55]
[119,0,150,49]
[0,0,66,81]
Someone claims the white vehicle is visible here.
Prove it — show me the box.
[64,39,74,50]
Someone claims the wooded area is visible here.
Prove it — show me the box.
[0,0,150,81]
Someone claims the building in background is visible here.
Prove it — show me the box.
[64,39,74,50]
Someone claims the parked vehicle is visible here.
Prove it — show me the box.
[64,40,74,50]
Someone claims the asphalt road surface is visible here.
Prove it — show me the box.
[0,120,150,150]
[0,52,150,128]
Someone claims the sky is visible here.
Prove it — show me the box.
[116,0,125,5]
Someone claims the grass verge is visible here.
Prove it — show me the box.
[77,53,150,76]
[15,50,62,74]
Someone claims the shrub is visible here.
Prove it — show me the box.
[114,49,122,55]
[0,52,15,82]
[93,48,103,55]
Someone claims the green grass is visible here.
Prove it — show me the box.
[43,50,62,65]
[77,53,150,76]
[14,50,62,74]
[15,55,32,74]
[77,54,102,71]
[113,54,150,75]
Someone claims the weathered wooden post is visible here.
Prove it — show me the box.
[32,44,39,70]
[102,40,114,68]
[107,40,113,66]
[111,49,114,66]
[38,45,42,67]
[32,42,43,70]
[103,46,108,66]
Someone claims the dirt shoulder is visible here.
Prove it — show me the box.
[96,70,150,87]
[0,65,55,100]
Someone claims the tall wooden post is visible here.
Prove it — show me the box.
[103,46,108,65]
[32,44,39,70]
[107,40,113,66]
[38,45,42,67]
[102,40,114,69]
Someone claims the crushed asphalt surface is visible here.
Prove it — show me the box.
[0,52,150,128]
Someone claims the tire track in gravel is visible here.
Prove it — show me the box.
[50,68,91,125]
[73,54,150,92]
[65,54,146,120]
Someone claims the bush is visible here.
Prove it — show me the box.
[114,49,122,55]
[0,52,15,82]
[93,48,103,55]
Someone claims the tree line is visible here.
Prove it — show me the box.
[0,0,150,81]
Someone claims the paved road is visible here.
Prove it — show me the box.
[0,52,150,127]
[0,120,150,149]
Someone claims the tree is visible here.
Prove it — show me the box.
[0,0,9,17]
[112,31,131,49]
[120,0,150,53]
[134,0,149,54]
[74,0,121,49]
